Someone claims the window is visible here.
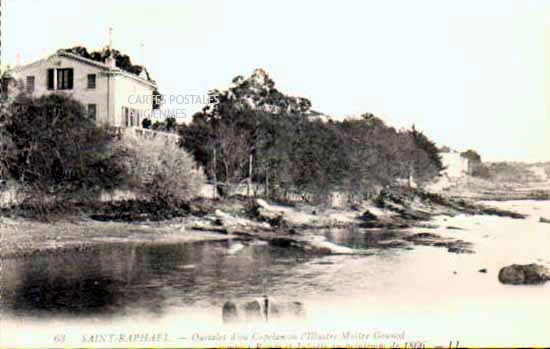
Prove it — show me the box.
[87,104,97,121]
[87,74,96,89]
[26,76,35,93]
[130,109,135,127]
[123,107,129,127]
[47,69,54,90]
[57,68,73,90]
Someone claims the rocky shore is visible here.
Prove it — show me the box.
[0,188,530,260]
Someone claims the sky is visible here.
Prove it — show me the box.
[2,0,549,162]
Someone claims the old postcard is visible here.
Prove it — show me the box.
[1,0,549,348]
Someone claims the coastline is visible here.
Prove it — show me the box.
[0,188,531,261]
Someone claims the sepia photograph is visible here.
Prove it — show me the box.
[0,0,549,347]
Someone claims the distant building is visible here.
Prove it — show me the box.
[440,149,473,177]
[4,49,157,128]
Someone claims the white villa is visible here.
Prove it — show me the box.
[440,149,472,177]
[5,49,158,128]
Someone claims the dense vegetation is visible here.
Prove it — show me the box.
[179,69,443,204]
[460,148,550,183]
[478,162,548,183]
[0,93,204,219]
[0,94,127,214]
[0,67,445,217]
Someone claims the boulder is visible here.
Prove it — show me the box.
[498,264,550,285]
[222,297,305,322]
[287,301,305,317]
[243,299,263,320]
[222,301,239,323]
[377,239,410,248]
[359,209,377,221]
[268,300,305,318]
[249,199,287,227]
[269,237,298,248]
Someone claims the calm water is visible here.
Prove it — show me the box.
[1,201,550,347]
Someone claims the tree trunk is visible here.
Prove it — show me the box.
[265,167,269,199]
[213,147,217,199]
[248,153,253,197]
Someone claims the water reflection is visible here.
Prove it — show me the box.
[0,240,316,317]
[324,227,402,249]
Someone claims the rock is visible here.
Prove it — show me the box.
[288,301,305,316]
[359,209,377,221]
[359,221,410,229]
[404,233,475,254]
[269,237,297,248]
[539,217,550,224]
[190,224,228,234]
[263,299,305,319]
[446,239,475,254]
[415,223,439,229]
[447,246,475,254]
[481,207,526,219]
[409,232,440,240]
[222,301,239,323]
[498,264,550,285]
[268,214,288,229]
[377,239,410,248]
[255,199,270,209]
[350,204,361,211]
[303,246,332,255]
[250,199,287,228]
[223,298,305,322]
[403,232,441,245]
[478,268,487,273]
[243,299,262,319]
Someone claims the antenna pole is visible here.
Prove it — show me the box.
[140,41,145,67]
[108,27,113,50]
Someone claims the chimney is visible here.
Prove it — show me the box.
[106,55,116,69]
[105,26,116,68]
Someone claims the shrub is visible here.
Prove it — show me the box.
[123,135,206,206]
[142,118,152,129]
[0,93,127,217]
[165,117,176,131]
[151,121,162,130]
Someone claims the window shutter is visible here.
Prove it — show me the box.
[88,104,97,121]
[68,69,74,89]
[47,69,54,90]
[87,74,96,89]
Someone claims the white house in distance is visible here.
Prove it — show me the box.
[5,49,157,127]
[440,149,471,177]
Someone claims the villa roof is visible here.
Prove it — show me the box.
[9,49,157,89]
